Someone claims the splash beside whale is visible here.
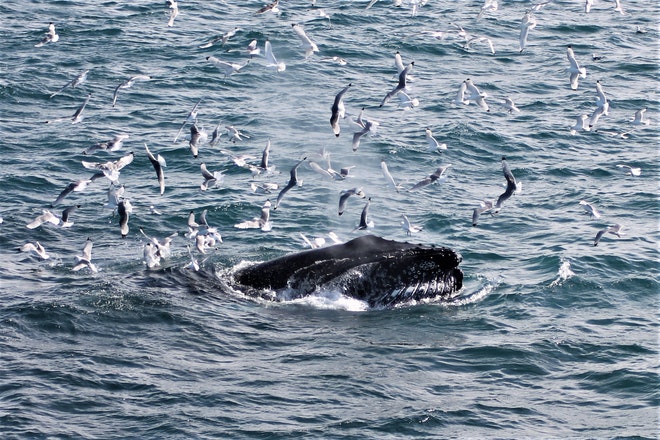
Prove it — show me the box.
[232,235,463,308]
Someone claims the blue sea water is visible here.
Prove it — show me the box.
[0,0,658,438]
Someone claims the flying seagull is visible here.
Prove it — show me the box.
[330,83,351,137]
[274,157,306,209]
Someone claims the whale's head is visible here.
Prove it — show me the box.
[234,235,463,308]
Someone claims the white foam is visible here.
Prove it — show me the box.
[285,289,369,312]
[549,258,575,287]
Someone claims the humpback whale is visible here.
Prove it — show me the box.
[233,235,463,308]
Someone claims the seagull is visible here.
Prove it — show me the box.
[614,0,625,14]
[472,199,494,226]
[186,211,201,239]
[140,228,177,259]
[338,187,366,216]
[292,24,319,58]
[570,114,590,135]
[189,211,223,252]
[308,160,343,180]
[143,242,161,269]
[299,232,341,249]
[317,8,332,25]
[200,163,224,191]
[407,0,429,16]
[259,140,273,172]
[589,106,608,129]
[587,81,609,128]
[631,108,649,126]
[117,200,132,238]
[189,124,207,158]
[35,22,59,47]
[503,97,521,113]
[167,0,179,27]
[308,149,354,180]
[145,144,166,195]
[590,81,609,121]
[84,134,129,155]
[48,94,92,124]
[186,209,208,239]
[71,94,93,124]
[519,11,537,53]
[300,233,327,249]
[495,156,521,210]
[218,149,257,171]
[584,0,593,13]
[566,45,587,90]
[250,182,279,194]
[425,128,447,152]
[464,36,495,54]
[352,118,379,152]
[595,80,608,110]
[320,56,347,66]
[594,224,624,246]
[112,75,151,107]
[197,210,223,244]
[246,39,261,57]
[357,198,374,230]
[380,61,413,107]
[72,238,98,273]
[234,200,273,231]
[447,22,470,41]
[185,245,200,271]
[81,151,134,184]
[274,157,306,209]
[20,242,50,260]
[579,200,601,219]
[401,214,423,235]
[256,0,280,14]
[195,234,214,254]
[174,98,202,142]
[208,122,224,146]
[198,27,241,48]
[397,91,419,109]
[50,69,89,98]
[530,1,553,12]
[27,205,79,229]
[393,51,414,81]
[409,164,452,191]
[596,128,631,139]
[264,40,286,72]
[464,78,489,111]
[381,160,400,193]
[330,83,351,137]
[104,184,125,212]
[454,81,469,106]
[206,56,249,77]
[53,179,92,206]
[616,164,641,177]
[225,126,249,143]
[250,140,276,176]
[477,0,498,19]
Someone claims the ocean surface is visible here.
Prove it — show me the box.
[0,0,658,438]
